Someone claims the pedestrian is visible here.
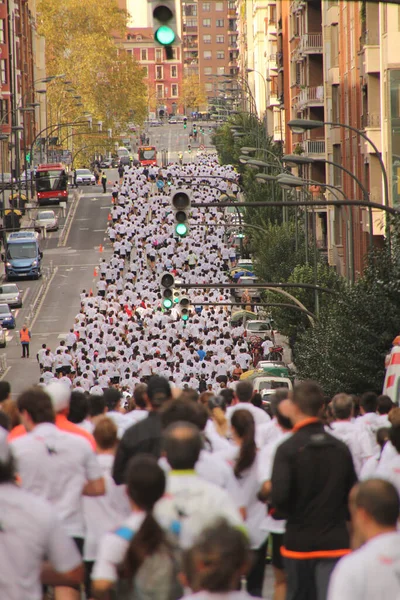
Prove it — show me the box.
[327,479,400,600]
[19,324,31,358]
[73,168,77,188]
[93,166,100,184]
[271,381,357,600]
[101,171,107,193]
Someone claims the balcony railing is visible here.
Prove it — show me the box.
[299,86,324,107]
[300,32,323,53]
[361,113,381,128]
[304,139,325,155]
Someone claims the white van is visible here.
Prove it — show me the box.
[383,345,400,404]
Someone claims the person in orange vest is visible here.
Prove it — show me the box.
[19,324,31,358]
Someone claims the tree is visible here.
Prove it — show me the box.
[37,0,147,136]
[180,75,207,112]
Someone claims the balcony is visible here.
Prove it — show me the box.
[361,113,382,153]
[277,52,283,71]
[363,43,380,74]
[228,41,238,50]
[269,53,278,70]
[361,113,381,128]
[298,86,324,108]
[298,138,325,158]
[300,33,323,54]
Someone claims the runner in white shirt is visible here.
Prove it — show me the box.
[327,479,400,600]
[227,381,270,426]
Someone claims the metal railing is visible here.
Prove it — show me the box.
[299,86,324,107]
[361,113,381,128]
[304,139,325,155]
[300,33,323,52]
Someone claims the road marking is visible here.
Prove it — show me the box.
[79,227,89,230]
[30,266,59,329]
[0,366,11,381]
[58,193,80,247]
[93,229,105,232]
[100,206,110,210]
[14,310,19,318]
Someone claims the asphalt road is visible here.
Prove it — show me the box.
[0,173,115,395]
[144,120,216,164]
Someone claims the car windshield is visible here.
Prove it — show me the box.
[0,306,10,314]
[36,169,67,192]
[139,148,156,160]
[0,285,18,294]
[7,242,37,259]
[77,169,91,175]
[259,380,289,391]
[247,322,271,331]
[38,212,55,220]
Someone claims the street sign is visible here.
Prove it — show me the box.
[199,144,205,150]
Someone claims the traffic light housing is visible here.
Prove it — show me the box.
[183,117,187,129]
[150,1,177,59]
[171,188,191,237]
[180,297,190,321]
[160,271,175,309]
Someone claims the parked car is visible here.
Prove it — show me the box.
[75,169,95,185]
[168,117,178,124]
[0,304,16,329]
[0,283,22,308]
[111,157,119,168]
[99,158,112,169]
[34,210,59,232]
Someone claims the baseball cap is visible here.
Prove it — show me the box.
[46,381,71,412]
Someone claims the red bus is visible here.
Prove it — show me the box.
[35,163,69,206]
[138,146,157,166]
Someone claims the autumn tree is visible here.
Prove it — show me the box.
[37,0,147,138]
[180,75,207,112]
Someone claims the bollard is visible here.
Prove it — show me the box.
[60,202,67,218]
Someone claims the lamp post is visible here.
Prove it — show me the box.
[287,118,390,246]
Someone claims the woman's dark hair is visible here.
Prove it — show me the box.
[124,455,167,577]
[183,519,250,592]
[208,395,227,412]
[219,388,234,406]
[68,391,89,424]
[231,409,257,479]
[390,424,400,454]
[251,392,262,409]
[17,387,55,424]
[88,394,106,417]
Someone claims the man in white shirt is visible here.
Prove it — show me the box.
[0,429,84,599]
[328,479,400,600]
[227,380,270,426]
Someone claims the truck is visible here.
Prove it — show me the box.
[2,231,43,280]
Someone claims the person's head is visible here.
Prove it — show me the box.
[160,398,201,429]
[88,394,106,418]
[331,393,353,421]
[360,392,378,415]
[68,391,89,424]
[251,392,262,409]
[235,381,253,404]
[45,381,70,415]
[219,388,234,407]
[147,375,172,410]
[377,395,394,416]
[93,417,118,452]
[231,409,256,479]
[349,479,400,544]
[377,427,391,451]
[281,381,324,425]
[0,381,11,403]
[17,387,55,431]
[133,384,148,409]
[103,388,122,412]
[389,407,400,427]
[183,520,251,592]
[162,421,202,470]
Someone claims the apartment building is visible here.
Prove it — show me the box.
[123,27,183,117]
[181,1,238,105]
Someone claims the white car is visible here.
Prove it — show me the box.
[75,169,95,185]
[244,320,275,342]
[34,210,59,232]
[168,117,178,124]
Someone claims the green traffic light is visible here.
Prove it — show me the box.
[182,313,189,321]
[175,223,188,237]
[155,26,176,46]
[163,298,173,309]
[184,123,187,129]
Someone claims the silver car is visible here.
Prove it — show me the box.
[75,168,96,185]
[0,283,22,308]
[34,210,59,232]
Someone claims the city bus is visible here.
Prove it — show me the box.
[138,146,157,166]
[35,163,69,206]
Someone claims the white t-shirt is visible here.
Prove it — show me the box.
[184,593,262,600]
[11,422,102,538]
[375,453,400,496]
[0,483,82,600]
[327,532,400,600]
[227,403,271,426]
[154,471,244,549]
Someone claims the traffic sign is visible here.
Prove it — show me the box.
[199,144,205,150]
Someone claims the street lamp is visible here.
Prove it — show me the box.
[287,117,390,245]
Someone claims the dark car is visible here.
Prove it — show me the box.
[119,156,131,167]
[99,158,112,169]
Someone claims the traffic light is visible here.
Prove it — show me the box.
[173,289,180,304]
[183,117,187,129]
[171,188,191,237]
[188,144,191,154]
[25,152,31,165]
[180,297,190,321]
[160,271,175,309]
[151,1,177,59]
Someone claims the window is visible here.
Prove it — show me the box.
[156,66,163,80]
[217,51,225,60]
[0,20,5,44]
[205,83,213,92]
[141,48,147,61]
[269,4,276,24]
[170,65,177,78]
[204,67,212,75]
[171,84,178,97]
[156,84,164,98]
[216,35,224,43]
[156,48,163,62]
[202,2,210,11]
[333,144,342,187]
[186,18,197,28]
[217,66,225,75]
[203,18,211,27]
[203,50,212,60]
[331,25,339,67]
[203,34,211,44]
[215,2,224,10]
[170,48,179,60]
[216,19,224,27]
[0,59,6,84]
